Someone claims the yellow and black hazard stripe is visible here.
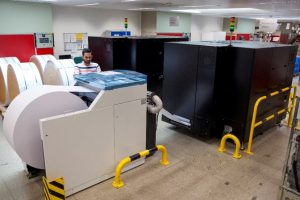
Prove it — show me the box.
[112,145,169,188]
[129,146,158,161]
[43,177,65,200]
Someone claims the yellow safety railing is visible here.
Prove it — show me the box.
[288,86,298,127]
[112,145,169,189]
[245,85,297,155]
[218,133,242,159]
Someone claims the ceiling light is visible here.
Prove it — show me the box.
[38,0,57,2]
[251,16,300,20]
[276,17,300,20]
[128,8,154,10]
[75,3,99,7]
[182,4,221,8]
[171,8,266,14]
[171,9,201,13]
[258,2,282,4]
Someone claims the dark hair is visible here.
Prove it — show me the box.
[82,48,92,56]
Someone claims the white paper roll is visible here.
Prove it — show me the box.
[0,57,20,105]
[3,85,91,169]
[44,59,75,86]
[29,55,56,82]
[7,62,43,102]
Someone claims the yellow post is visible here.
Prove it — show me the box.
[245,96,267,155]
[157,145,170,166]
[288,85,297,127]
[287,90,293,114]
[112,145,169,189]
[218,133,242,159]
[112,157,131,189]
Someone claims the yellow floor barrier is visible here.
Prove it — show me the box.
[112,145,169,189]
[245,86,297,155]
[218,133,242,159]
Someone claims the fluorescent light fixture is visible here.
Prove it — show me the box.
[251,16,300,20]
[123,0,140,1]
[276,17,300,20]
[258,2,283,4]
[38,0,57,2]
[171,8,266,14]
[182,4,220,8]
[128,7,154,10]
[76,3,99,7]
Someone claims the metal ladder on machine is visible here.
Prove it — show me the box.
[278,97,300,200]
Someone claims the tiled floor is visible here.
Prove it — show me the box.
[0,112,291,200]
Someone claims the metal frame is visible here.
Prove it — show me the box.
[278,97,300,200]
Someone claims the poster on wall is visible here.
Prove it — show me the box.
[63,33,88,52]
[169,16,180,27]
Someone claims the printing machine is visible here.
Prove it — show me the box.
[3,70,148,196]
[162,41,297,145]
[88,36,188,96]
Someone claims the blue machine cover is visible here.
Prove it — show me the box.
[74,70,147,91]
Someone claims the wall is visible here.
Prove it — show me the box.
[236,18,256,33]
[156,12,191,33]
[0,1,52,34]
[259,19,278,32]
[53,6,141,57]
[191,15,224,41]
[223,18,256,34]
[141,11,157,36]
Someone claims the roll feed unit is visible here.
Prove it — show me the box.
[4,70,147,196]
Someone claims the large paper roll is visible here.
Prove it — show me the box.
[29,55,56,82]
[7,62,42,102]
[44,59,75,86]
[0,57,20,105]
[3,85,91,169]
[0,57,20,64]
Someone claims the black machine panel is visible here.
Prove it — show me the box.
[162,41,297,143]
[88,36,188,96]
[163,43,199,121]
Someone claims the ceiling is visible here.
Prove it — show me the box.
[13,0,300,20]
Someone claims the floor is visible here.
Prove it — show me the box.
[0,112,291,200]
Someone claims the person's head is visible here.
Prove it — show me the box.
[82,48,93,65]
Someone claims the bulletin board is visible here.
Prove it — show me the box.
[63,33,88,51]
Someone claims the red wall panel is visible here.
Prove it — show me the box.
[0,34,35,62]
[36,48,54,55]
[226,35,237,40]
[237,34,250,41]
